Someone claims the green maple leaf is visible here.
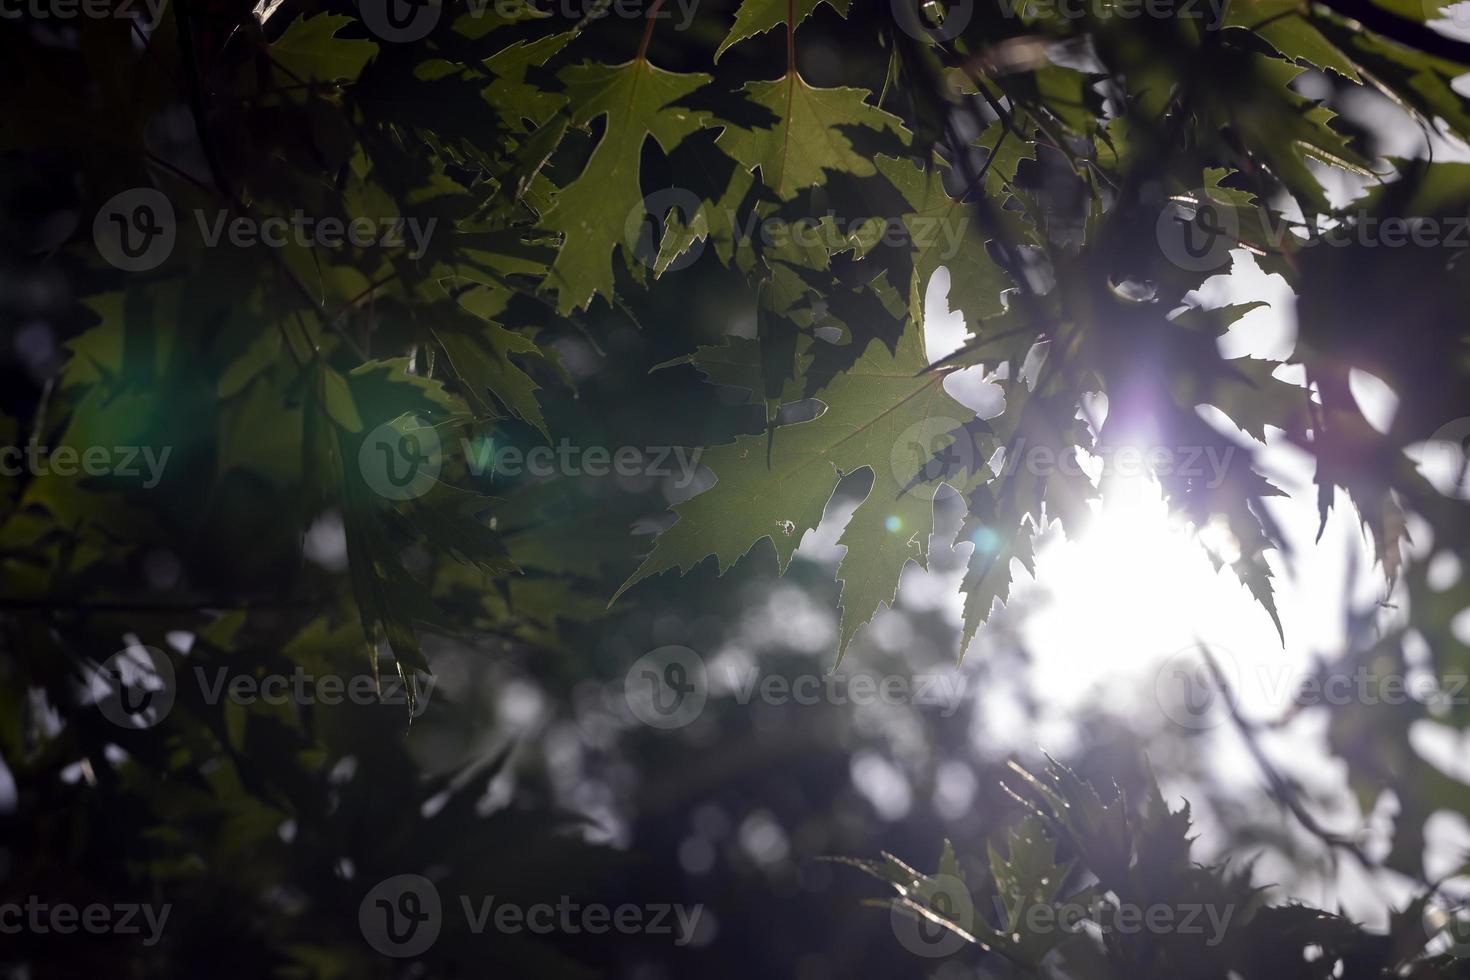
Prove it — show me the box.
[717,73,905,201]
[714,0,852,62]
[1225,0,1362,80]
[950,385,1099,651]
[614,321,973,661]
[432,316,550,439]
[959,514,1037,653]
[988,815,1071,928]
[653,335,773,404]
[481,33,575,132]
[1208,57,1373,215]
[542,59,711,313]
[1168,301,1309,445]
[975,120,1038,200]
[334,358,465,683]
[1318,20,1470,141]
[271,14,377,84]
[875,154,1012,333]
[983,815,1090,966]
[834,485,933,659]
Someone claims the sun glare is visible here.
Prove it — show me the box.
[1019,471,1294,725]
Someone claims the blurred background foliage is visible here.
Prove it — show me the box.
[3,0,1470,976]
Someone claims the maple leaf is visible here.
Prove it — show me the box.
[958,490,1038,654]
[717,72,905,201]
[714,0,852,62]
[270,14,377,84]
[876,154,1012,334]
[926,378,1088,651]
[615,319,975,660]
[431,309,550,439]
[1203,56,1373,215]
[542,59,711,313]
[1224,0,1362,80]
[481,33,574,132]
[834,485,934,659]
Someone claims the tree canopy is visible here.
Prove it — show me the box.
[5,0,1470,974]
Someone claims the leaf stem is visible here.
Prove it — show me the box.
[787,0,797,74]
[638,0,666,61]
